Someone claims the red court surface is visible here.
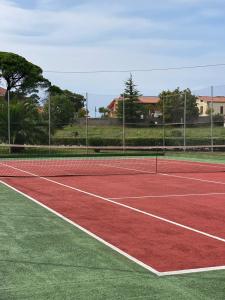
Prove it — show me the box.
[1,158,225,276]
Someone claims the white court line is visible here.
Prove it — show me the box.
[1,162,225,276]
[110,192,225,200]
[159,265,225,276]
[3,179,224,277]
[2,163,225,242]
[96,159,225,181]
[100,155,225,171]
[161,172,225,186]
[98,162,155,174]
[0,180,160,277]
[99,160,225,191]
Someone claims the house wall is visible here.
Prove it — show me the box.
[210,102,225,115]
[196,99,208,116]
[109,100,119,118]
[196,99,225,116]
[109,97,225,118]
[108,99,161,118]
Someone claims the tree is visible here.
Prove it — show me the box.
[159,88,199,123]
[48,85,85,115]
[0,98,48,146]
[0,52,50,98]
[44,94,76,129]
[48,85,64,96]
[117,75,143,123]
[64,90,85,113]
[77,108,88,118]
[99,107,109,118]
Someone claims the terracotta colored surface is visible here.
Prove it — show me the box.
[2,171,225,273]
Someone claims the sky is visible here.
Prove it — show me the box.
[1,0,225,115]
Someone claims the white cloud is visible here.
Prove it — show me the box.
[0,0,170,46]
[1,0,225,113]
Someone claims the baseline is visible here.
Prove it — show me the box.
[110,192,225,200]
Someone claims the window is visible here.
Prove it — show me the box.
[200,106,204,114]
[220,106,224,114]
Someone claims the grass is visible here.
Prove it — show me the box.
[55,124,225,139]
[165,151,225,162]
[1,183,225,299]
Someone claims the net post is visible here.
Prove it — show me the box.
[183,92,187,150]
[210,86,214,152]
[155,149,158,174]
[86,92,89,155]
[122,93,125,152]
[7,90,11,153]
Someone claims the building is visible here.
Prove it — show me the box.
[108,95,225,118]
[107,96,160,118]
[0,87,6,97]
[197,96,225,116]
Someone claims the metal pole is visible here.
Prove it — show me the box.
[86,92,89,154]
[162,96,165,147]
[210,86,214,151]
[48,92,51,151]
[183,93,187,150]
[122,94,125,152]
[7,90,11,152]
[155,150,158,174]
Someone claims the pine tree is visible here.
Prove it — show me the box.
[117,74,142,123]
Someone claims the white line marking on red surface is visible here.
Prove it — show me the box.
[110,192,225,200]
[0,180,160,276]
[1,163,225,244]
[2,179,225,276]
[161,172,225,185]
[1,162,225,276]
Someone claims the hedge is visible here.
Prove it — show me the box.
[51,137,225,147]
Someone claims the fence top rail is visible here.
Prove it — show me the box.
[1,143,225,151]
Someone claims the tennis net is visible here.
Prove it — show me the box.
[1,144,225,177]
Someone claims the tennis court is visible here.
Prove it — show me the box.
[1,146,225,277]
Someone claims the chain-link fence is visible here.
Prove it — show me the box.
[1,85,225,153]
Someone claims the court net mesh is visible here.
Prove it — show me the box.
[1,144,225,177]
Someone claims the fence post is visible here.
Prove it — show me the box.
[162,96,165,147]
[122,94,125,151]
[7,90,11,153]
[210,86,214,151]
[48,92,51,151]
[86,92,89,154]
[183,92,187,150]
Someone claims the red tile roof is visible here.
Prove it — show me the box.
[0,87,6,97]
[198,96,225,103]
[107,96,160,110]
[107,97,121,110]
[139,96,159,104]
